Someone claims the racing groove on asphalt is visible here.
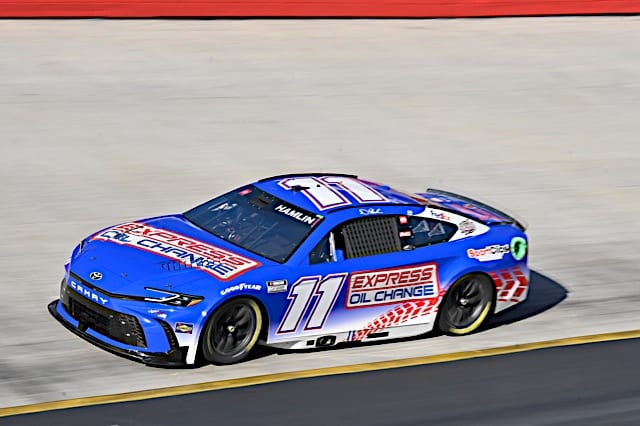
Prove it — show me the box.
[4,338,639,426]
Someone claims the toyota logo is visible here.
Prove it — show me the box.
[89,271,103,280]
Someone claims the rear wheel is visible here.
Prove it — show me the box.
[202,298,262,365]
[438,274,494,335]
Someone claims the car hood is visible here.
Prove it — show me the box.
[69,214,266,297]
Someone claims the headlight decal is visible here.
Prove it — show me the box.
[144,287,204,307]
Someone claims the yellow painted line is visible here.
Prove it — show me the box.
[2,328,639,417]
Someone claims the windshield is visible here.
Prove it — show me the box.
[184,186,322,263]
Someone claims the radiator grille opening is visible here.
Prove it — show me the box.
[63,292,147,348]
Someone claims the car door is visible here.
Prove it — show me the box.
[269,213,457,344]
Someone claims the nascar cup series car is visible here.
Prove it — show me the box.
[49,173,529,366]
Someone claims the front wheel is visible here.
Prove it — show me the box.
[438,274,494,335]
[202,298,262,365]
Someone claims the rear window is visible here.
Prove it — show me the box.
[399,216,457,248]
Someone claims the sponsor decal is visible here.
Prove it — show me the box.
[174,322,193,334]
[267,279,288,294]
[459,219,476,235]
[89,271,102,280]
[346,288,446,342]
[359,207,383,215]
[238,188,252,196]
[274,204,319,225]
[159,260,192,272]
[68,279,108,305]
[347,263,439,308]
[92,222,260,281]
[220,283,262,296]
[398,215,408,225]
[399,230,412,238]
[490,266,528,303]
[510,237,527,261]
[147,309,168,319]
[467,244,510,262]
[430,210,451,221]
[451,203,504,222]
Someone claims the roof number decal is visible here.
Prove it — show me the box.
[279,176,387,210]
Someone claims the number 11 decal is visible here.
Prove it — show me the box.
[279,176,387,211]
[277,274,347,334]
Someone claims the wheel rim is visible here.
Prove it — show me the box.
[444,276,490,329]
[211,302,256,356]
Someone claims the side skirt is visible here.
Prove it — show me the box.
[265,322,436,351]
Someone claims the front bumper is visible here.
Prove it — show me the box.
[48,299,188,367]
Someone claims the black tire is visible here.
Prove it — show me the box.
[438,273,494,335]
[202,298,262,365]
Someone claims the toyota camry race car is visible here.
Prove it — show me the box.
[49,173,529,366]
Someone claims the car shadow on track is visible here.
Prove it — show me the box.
[193,269,568,367]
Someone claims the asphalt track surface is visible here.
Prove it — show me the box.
[1,17,639,408]
[3,338,639,425]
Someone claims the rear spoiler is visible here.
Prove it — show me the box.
[425,188,527,231]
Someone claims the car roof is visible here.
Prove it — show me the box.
[253,173,427,215]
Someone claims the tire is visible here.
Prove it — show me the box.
[438,273,494,335]
[202,298,262,365]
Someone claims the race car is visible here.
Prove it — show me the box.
[49,173,529,366]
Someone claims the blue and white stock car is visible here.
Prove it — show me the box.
[49,173,529,366]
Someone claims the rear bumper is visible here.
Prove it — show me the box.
[48,299,188,367]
